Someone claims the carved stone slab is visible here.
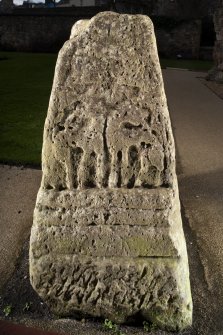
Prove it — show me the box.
[30,12,192,331]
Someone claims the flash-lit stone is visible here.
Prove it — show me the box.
[30,12,192,331]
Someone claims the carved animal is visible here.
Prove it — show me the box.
[30,12,192,331]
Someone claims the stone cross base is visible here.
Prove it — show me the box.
[30,12,192,331]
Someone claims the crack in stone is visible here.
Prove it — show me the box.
[103,116,110,187]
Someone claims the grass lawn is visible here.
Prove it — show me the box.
[161,58,213,71]
[0,51,213,166]
[0,52,57,166]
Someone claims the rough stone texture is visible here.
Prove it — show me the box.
[207,1,223,83]
[30,12,192,331]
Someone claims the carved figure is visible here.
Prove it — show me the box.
[30,12,192,331]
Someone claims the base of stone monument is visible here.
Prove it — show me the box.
[207,64,223,83]
[30,189,192,331]
[30,254,191,331]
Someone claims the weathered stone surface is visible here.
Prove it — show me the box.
[30,12,192,331]
[31,255,191,330]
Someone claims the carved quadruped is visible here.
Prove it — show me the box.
[30,12,192,331]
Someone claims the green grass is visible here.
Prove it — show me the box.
[0,51,56,165]
[0,52,214,166]
[160,58,213,71]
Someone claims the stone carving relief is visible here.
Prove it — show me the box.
[30,12,192,331]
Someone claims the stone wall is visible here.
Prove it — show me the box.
[0,15,76,52]
[155,19,201,59]
[0,7,101,52]
[213,1,223,66]
[152,0,219,18]
[0,11,202,58]
[152,0,179,17]
[207,0,223,82]
[0,0,13,14]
